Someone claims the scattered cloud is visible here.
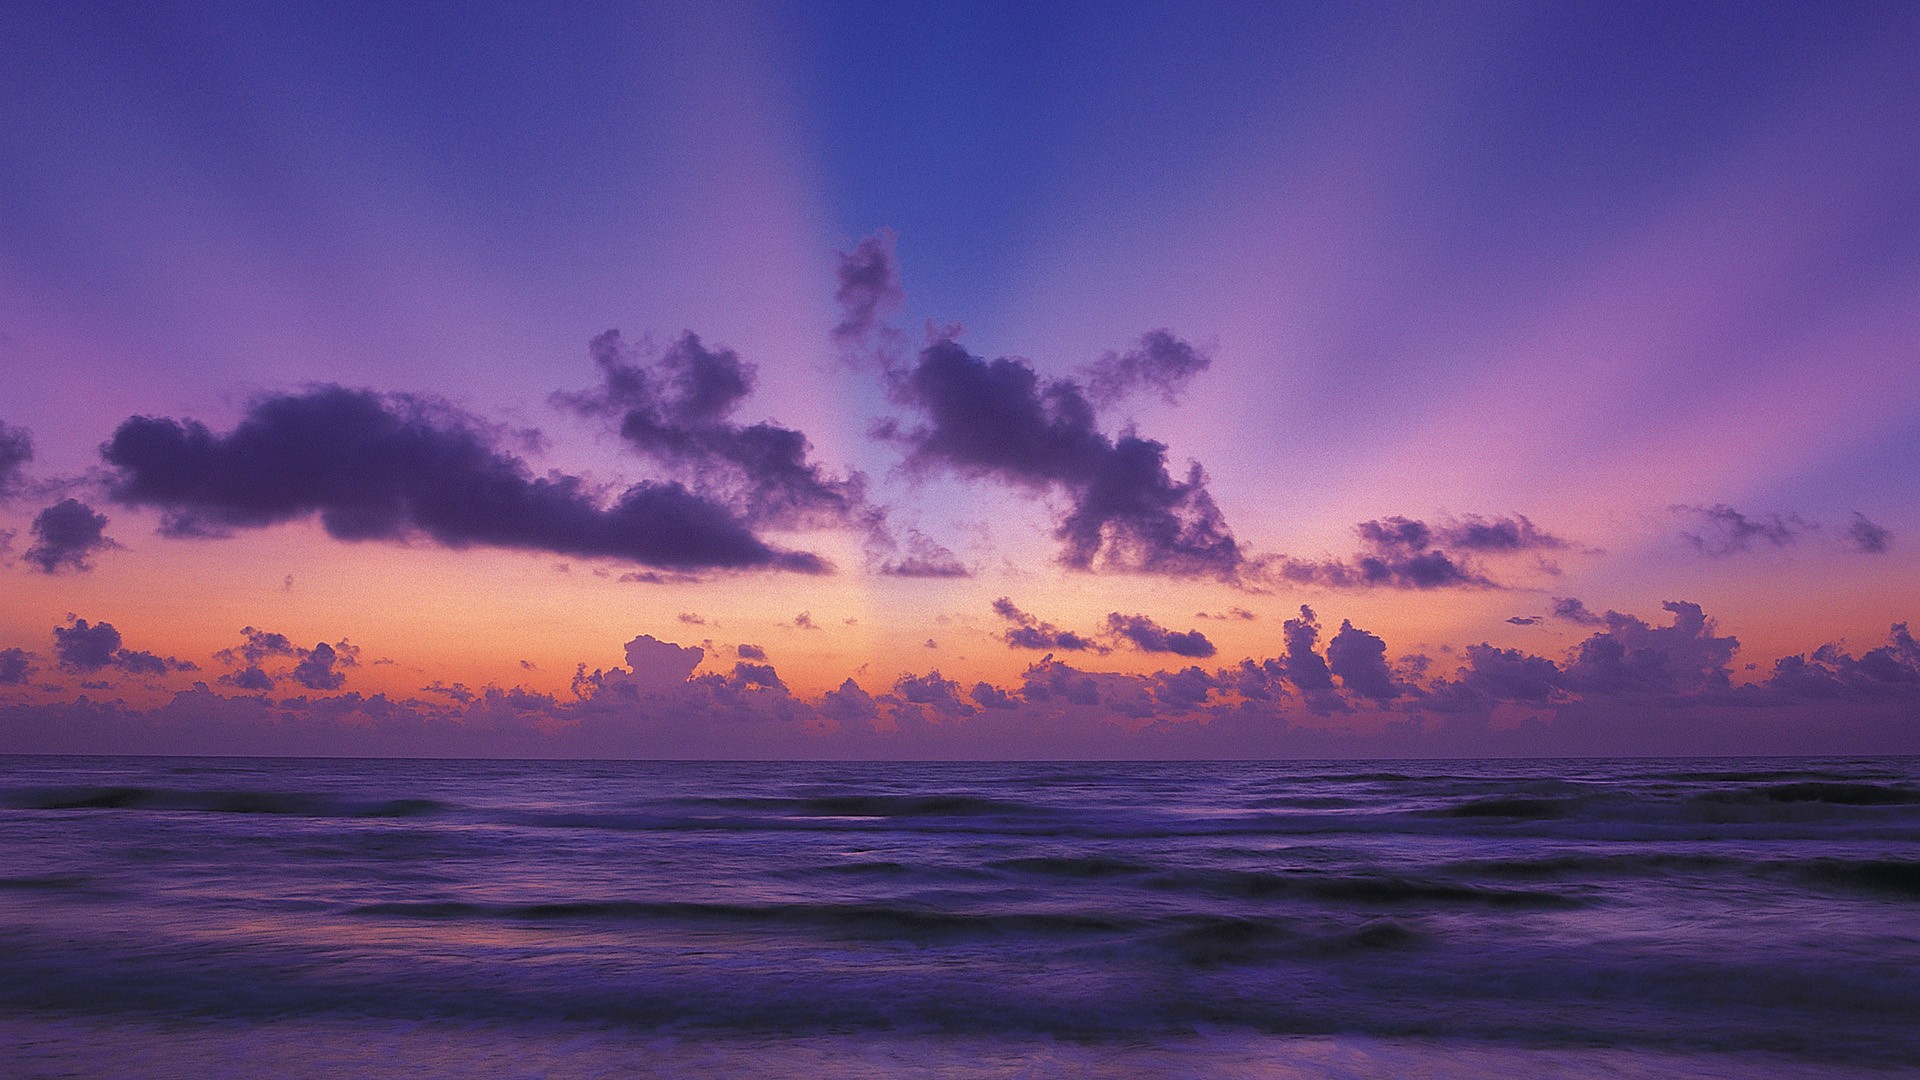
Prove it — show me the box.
[1847,512,1892,554]
[1080,330,1212,407]
[0,421,31,500]
[840,233,1241,579]
[992,598,1108,653]
[559,330,868,532]
[52,618,195,676]
[24,499,117,573]
[1673,504,1813,557]
[1105,613,1216,658]
[0,648,32,685]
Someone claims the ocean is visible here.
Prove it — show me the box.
[1,755,1915,1077]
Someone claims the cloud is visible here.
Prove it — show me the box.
[0,648,32,685]
[1560,601,1738,697]
[52,618,195,676]
[290,640,357,691]
[23,499,116,573]
[208,630,355,693]
[1435,514,1569,552]
[888,337,1242,578]
[560,331,868,532]
[1674,504,1813,557]
[834,233,1239,578]
[833,229,906,367]
[1552,597,1606,626]
[1280,605,1338,702]
[992,598,1108,653]
[102,386,825,573]
[1506,616,1541,626]
[1080,330,1212,407]
[1848,512,1892,554]
[737,643,767,660]
[1766,623,1920,699]
[1279,514,1574,590]
[877,529,970,578]
[1197,607,1257,621]
[0,421,31,500]
[1282,518,1488,590]
[1326,619,1398,701]
[1104,613,1216,658]
[7,600,1920,760]
[573,634,706,699]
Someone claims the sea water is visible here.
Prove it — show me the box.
[1,756,1915,1077]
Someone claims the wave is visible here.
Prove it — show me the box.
[6,785,447,819]
[675,793,1049,818]
[351,898,1137,938]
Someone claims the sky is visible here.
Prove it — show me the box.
[2,0,1918,758]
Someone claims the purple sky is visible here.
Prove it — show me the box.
[2,1,1917,757]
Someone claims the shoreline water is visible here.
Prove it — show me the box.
[3,755,1915,1075]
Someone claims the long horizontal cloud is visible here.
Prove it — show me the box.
[1280,514,1569,589]
[102,386,825,573]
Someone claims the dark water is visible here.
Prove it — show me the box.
[2,755,1916,1077]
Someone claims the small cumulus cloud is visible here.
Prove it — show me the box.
[24,499,117,573]
[0,648,33,685]
[52,618,195,676]
[1848,512,1892,554]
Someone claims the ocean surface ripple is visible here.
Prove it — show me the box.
[1,755,1915,1077]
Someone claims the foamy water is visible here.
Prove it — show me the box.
[2,756,1915,1076]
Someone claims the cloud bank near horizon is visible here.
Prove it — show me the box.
[6,599,1916,759]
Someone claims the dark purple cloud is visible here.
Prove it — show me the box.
[1437,514,1569,552]
[1280,606,1337,697]
[0,422,31,500]
[1674,504,1812,557]
[1452,644,1564,704]
[0,648,31,685]
[737,643,767,661]
[561,331,867,532]
[1326,620,1398,701]
[1081,330,1211,407]
[1280,514,1572,590]
[1105,613,1216,658]
[102,386,823,573]
[52,618,194,676]
[992,598,1107,653]
[290,641,356,691]
[1847,512,1892,554]
[24,498,115,573]
[835,233,1238,578]
[1766,623,1920,699]
[1552,597,1606,626]
[1560,601,1738,697]
[888,337,1241,577]
[1506,616,1541,626]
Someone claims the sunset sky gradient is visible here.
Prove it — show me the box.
[3,0,1917,757]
